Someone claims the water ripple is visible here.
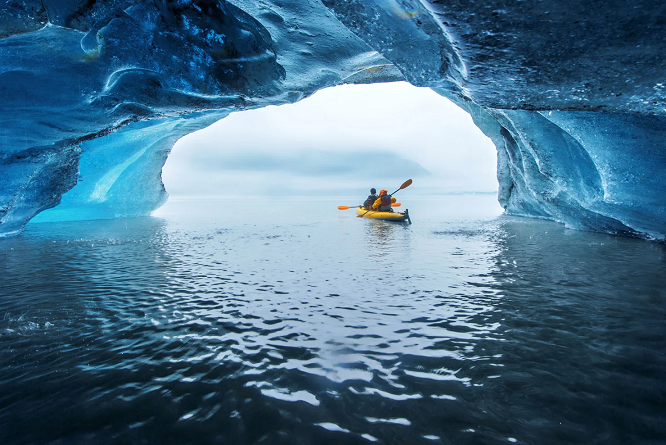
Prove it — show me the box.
[1,199,664,444]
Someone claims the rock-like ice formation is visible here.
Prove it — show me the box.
[1,0,664,239]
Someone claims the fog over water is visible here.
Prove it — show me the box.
[162,82,498,198]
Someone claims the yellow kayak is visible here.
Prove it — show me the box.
[356,207,411,223]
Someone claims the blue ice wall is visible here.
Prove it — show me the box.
[534,112,666,238]
[31,110,230,223]
[436,91,666,239]
[0,0,278,235]
[1,0,665,239]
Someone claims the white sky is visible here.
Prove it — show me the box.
[163,81,498,197]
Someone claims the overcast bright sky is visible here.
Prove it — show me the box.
[162,81,498,198]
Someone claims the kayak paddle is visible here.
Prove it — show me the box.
[340,203,400,211]
[389,179,412,196]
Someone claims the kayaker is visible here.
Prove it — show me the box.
[363,188,378,209]
[372,189,393,212]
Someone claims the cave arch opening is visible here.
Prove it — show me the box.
[161,82,499,204]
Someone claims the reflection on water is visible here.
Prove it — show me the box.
[1,196,664,444]
[363,220,412,257]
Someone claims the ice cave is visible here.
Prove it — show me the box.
[1,0,665,240]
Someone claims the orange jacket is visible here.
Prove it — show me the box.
[372,190,392,211]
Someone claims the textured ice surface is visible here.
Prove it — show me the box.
[437,91,666,238]
[1,0,665,239]
[32,110,231,223]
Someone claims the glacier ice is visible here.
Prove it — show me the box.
[440,92,666,238]
[1,0,665,239]
[32,110,231,223]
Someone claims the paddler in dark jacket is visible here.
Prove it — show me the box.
[372,189,393,212]
[363,188,378,209]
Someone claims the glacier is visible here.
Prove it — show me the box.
[1,0,664,239]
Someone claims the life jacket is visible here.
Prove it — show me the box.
[378,194,392,212]
[363,194,377,209]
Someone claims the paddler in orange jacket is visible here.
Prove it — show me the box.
[372,189,395,212]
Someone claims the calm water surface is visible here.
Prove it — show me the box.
[1,196,665,444]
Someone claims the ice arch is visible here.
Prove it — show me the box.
[1,0,665,239]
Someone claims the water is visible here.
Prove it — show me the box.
[1,195,664,444]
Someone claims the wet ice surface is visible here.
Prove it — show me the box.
[1,196,665,444]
